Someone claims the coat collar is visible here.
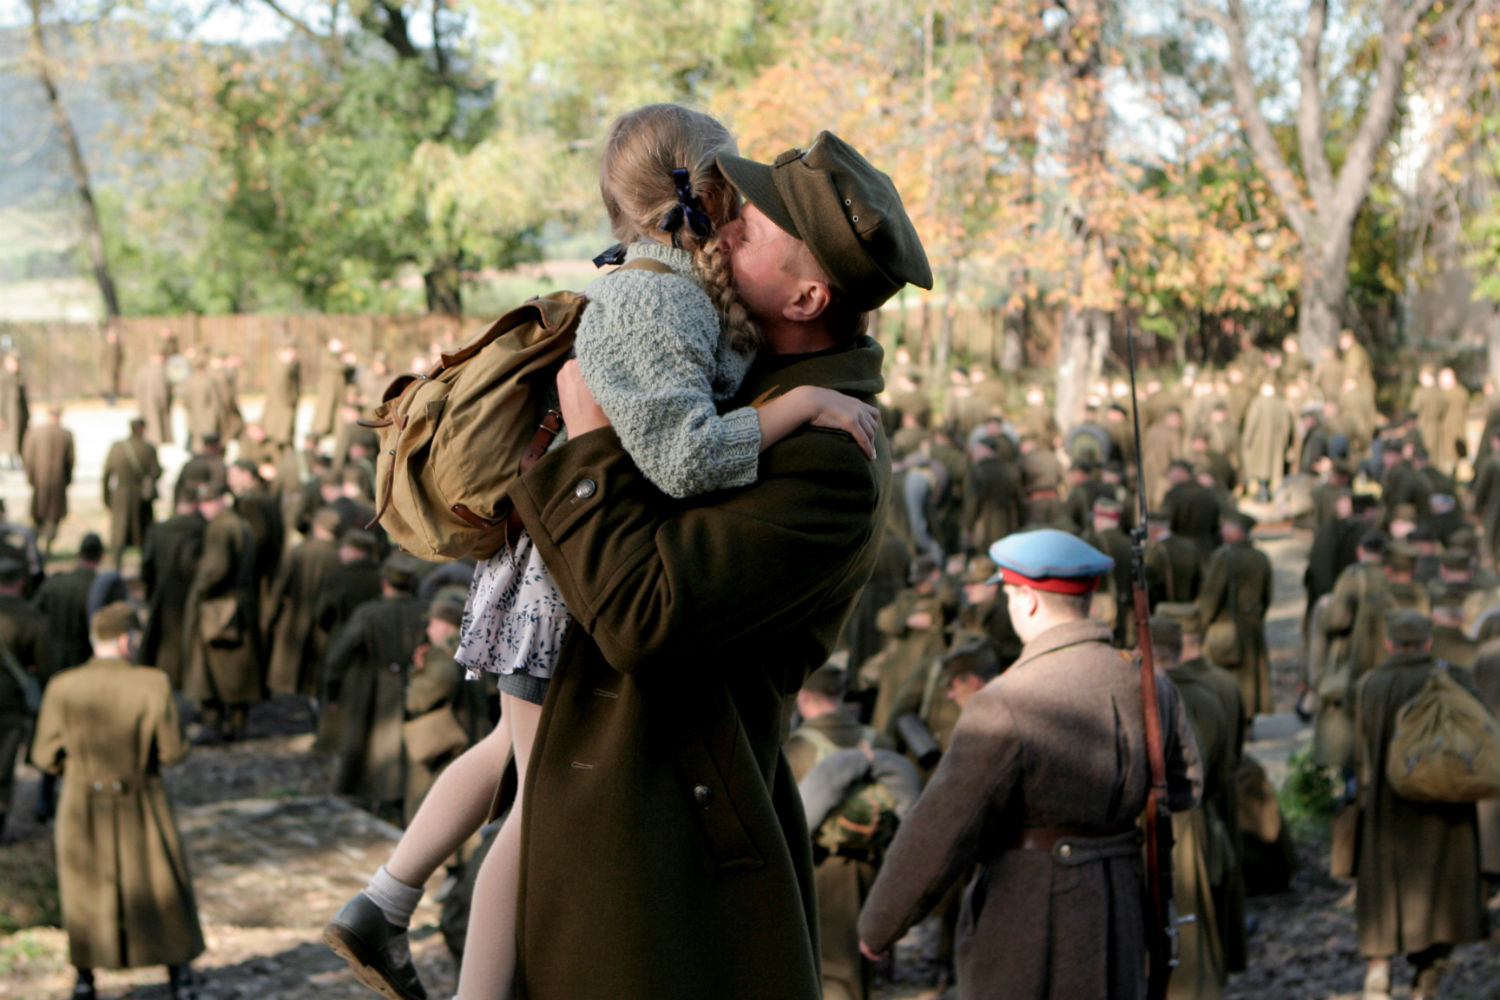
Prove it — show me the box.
[1010,618,1114,672]
[738,336,886,404]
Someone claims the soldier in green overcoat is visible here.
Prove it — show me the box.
[182,482,264,740]
[102,417,162,568]
[325,554,429,816]
[265,508,343,698]
[1195,513,1274,715]
[30,602,203,1000]
[1353,611,1487,1000]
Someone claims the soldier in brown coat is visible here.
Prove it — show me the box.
[312,338,350,438]
[325,554,429,817]
[1354,610,1487,1000]
[860,531,1200,1000]
[263,345,301,446]
[30,602,203,1000]
[1437,367,1471,476]
[402,591,477,822]
[785,664,892,1000]
[265,507,343,698]
[0,554,46,838]
[325,130,923,1000]
[182,483,263,741]
[1195,513,1274,716]
[21,405,73,554]
[1241,383,1294,501]
[180,358,223,450]
[134,351,174,445]
[140,486,205,690]
[0,353,29,469]
[102,418,162,568]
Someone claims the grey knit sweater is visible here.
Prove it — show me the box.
[574,241,761,498]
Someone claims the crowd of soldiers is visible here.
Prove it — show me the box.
[796,330,1497,1000]
[2,324,1498,1000]
[0,332,495,999]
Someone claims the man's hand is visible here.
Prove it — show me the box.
[557,359,611,437]
[859,940,886,962]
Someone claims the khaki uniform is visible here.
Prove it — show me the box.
[0,367,29,461]
[311,355,349,437]
[180,370,222,446]
[140,513,205,689]
[0,593,47,833]
[859,620,1202,1000]
[30,657,205,969]
[865,592,947,733]
[102,436,161,559]
[1168,656,1249,996]
[1354,651,1487,958]
[22,422,73,543]
[786,710,891,1000]
[840,525,910,677]
[183,507,264,709]
[402,635,474,821]
[264,536,342,696]
[962,455,1022,552]
[133,360,173,445]
[325,592,428,804]
[262,356,300,445]
[1240,393,1294,492]
[1473,639,1500,875]
[35,567,95,680]
[1440,384,1471,474]
[1196,540,1274,715]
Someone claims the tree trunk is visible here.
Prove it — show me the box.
[1056,304,1092,431]
[1298,248,1349,359]
[28,0,119,321]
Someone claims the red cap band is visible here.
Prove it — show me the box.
[1000,568,1101,594]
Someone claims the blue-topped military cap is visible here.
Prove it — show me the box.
[987,529,1114,594]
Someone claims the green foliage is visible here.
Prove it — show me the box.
[1277,747,1340,839]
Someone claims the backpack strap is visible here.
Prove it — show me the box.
[790,724,843,765]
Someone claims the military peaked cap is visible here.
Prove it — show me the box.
[1385,609,1433,645]
[987,529,1113,594]
[718,131,933,313]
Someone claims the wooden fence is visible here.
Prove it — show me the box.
[0,300,1080,401]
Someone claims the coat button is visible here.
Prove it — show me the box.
[574,479,597,499]
[93,781,103,790]
[693,784,714,807]
[1058,843,1072,859]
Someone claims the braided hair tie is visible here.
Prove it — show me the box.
[659,167,714,240]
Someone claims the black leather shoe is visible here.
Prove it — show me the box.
[71,981,96,1000]
[323,892,427,1000]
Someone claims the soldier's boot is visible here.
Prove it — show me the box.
[324,891,428,1000]
[1363,958,1391,1000]
[71,968,96,1000]
[168,963,197,1000]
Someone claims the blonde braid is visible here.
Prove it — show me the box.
[692,235,762,357]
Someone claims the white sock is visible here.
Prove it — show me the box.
[365,865,423,928]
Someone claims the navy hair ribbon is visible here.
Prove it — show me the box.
[660,168,714,239]
[592,243,627,268]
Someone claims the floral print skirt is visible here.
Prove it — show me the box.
[454,529,571,683]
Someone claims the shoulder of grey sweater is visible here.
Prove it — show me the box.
[578,269,720,350]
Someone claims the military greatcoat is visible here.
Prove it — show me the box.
[30,656,205,969]
[102,435,162,555]
[506,339,891,1000]
[325,592,428,803]
[1196,540,1274,715]
[262,356,300,445]
[133,359,173,445]
[1354,651,1487,957]
[786,709,892,1000]
[140,512,205,689]
[265,536,342,696]
[183,507,264,706]
[858,620,1202,1000]
[22,421,73,533]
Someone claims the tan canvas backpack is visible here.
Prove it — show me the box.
[1385,664,1500,803]
[364,258,671,561]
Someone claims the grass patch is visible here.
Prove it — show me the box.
[0,835,61,935]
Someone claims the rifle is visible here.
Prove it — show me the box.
[1125,327,1177,1000]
